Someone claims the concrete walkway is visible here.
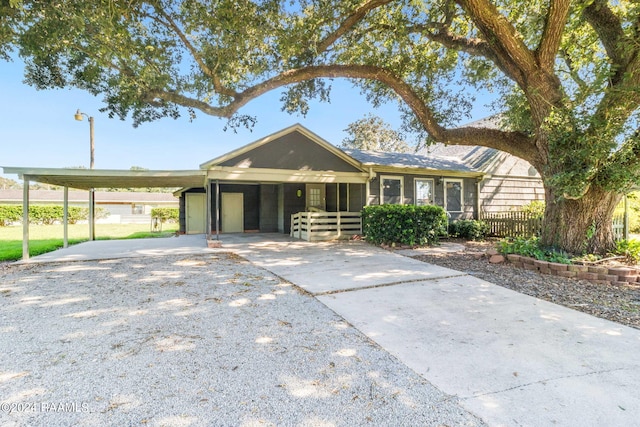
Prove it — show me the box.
[25,234,640,426]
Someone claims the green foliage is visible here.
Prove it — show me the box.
[0,205,22,226]
[0,205,107,225]
[517,201,545,218]
[614,239,640,264]
[448,219,489,241]
[497,236,572,264]
[362,204,447,247]
[151,207,178,223]
[341,114,412,153]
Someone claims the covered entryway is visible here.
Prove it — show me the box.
[221,192,244,233]
[186,193,207,234]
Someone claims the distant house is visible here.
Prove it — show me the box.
[175,123,544,234]
[0,189,178,224]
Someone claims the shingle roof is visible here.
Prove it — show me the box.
[344,149,476,173]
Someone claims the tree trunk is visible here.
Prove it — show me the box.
[541,185,622,255]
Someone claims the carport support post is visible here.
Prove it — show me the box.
[63,186,69,248]
[215,180,220,240]
[89,189,95,241]
[22,176,30,260]
[206,179,212,238]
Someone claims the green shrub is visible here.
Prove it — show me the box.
[0,205,22,226]
[0,205,108,225]
[497,236,571,264]
[448,219,489,240]
[151,207,179,223]
[517,200,545,217]
[614,239,640,263]
[362,204,447,246]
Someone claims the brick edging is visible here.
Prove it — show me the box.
[494,253,639,286]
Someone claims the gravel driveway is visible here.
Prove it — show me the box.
[0,253,484,427]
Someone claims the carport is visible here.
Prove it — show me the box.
[1,166,207,260]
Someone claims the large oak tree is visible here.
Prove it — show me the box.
[1,0,639,253]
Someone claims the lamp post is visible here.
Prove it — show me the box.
[75,109,95,240]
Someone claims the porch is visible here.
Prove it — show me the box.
[290,211,362,241]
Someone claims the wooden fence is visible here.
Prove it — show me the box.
[481,210,628,240]
[290,211,362,241]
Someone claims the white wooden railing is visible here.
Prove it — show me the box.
[290,211,362,241]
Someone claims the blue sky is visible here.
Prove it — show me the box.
[1,57,494,182]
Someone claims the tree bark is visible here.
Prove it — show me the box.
[541,185,622,255]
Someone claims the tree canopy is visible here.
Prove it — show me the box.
[1,0,639,253]
[341,114,412,152]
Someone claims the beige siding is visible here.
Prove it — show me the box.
[480,176,544,212]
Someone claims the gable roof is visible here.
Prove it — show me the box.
[200,123,364,172]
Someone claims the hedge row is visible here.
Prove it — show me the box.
[362,204,448,246]
[151,207,179,223]
[0,205,107,226]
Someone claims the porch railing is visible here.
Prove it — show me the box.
[290,211,362,241]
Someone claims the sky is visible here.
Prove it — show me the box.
[0,57,495,183]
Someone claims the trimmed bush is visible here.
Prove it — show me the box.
[0,205,22,226]
[0,205,108,225]
[151,207,179,223]
[362,204,447,246]
[448,219,489,240]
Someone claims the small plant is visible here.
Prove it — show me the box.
[448,219,489,241]
[614,239,640,264]
[497,236,571,264]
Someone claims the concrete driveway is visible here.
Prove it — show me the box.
[25,233,640,426]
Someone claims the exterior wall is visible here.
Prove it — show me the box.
[209,184,260,232]
[178,187,205,234]
[479,176,544,212]
[368,173,476,219]
[282,183,307,233]
[259,184,279,232]
[219,131,362,172]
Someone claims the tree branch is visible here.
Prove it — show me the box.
[147,2,238,98]
[536,0,571,69]
[455,0,537,83]
[582,0,628,69]
[144,63,538,164]
[314,0,394,55]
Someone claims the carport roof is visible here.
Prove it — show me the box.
[2,167,207,190]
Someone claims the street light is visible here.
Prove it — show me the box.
[74,109,95,240]
[74,109,95,169]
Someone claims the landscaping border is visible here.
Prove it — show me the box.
[483,249,640,286]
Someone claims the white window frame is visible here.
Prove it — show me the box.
[444,179,464,212]
[380,175,404,205]
[414,178,434,206]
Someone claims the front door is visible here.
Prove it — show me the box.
[221,192,244,233]
[186,193,206,234]
[306,184,326,211]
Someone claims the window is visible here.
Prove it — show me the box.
[132,204,144,215]
[415,179,434,206]
[380,176,403,204]
[444,179,463,212]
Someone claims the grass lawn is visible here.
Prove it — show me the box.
[0,223,179,262]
